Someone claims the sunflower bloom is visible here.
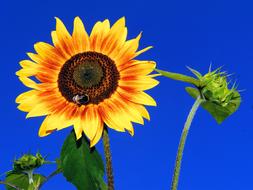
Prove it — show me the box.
[16,17,159,146]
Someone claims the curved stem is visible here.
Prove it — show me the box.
[0,180,21,190]
[171,96,203,190]
[103,127,114,190]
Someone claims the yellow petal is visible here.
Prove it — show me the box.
[134,46,153,57]
[37,82,58,91]
[26,102,51,118]
[55,17,75,56]
[89,19,111,52]
[19,60,38,69]
[39,103,78,136]
[36,70,58,83]
[38,116,56,137]
[55,17,71,38]
[148,73,162,78]
[16,90,38,103]
[73,123,83,140]
[80,105,102,140]
[117,87,157,106]
[18,77,38,89]
[17,104,32,112]
[72,17,90,53]
[27,52,43,64]
[89,21,103,51]
[51,31,71,59]
[119,61,156,74]
[16,68,37,77]
[119,76,159,91]
[19,90,61,115]
[17,91,40,112]
[101,17,127,55]
[98,99,134,135]
[90,123,104,147]
[113,33,142,64]
[98,101,124,132]
[112,93,144,125]
[34,42,64,65]
[134,104,150,120]
[107,27,127,57]
[39,109,75,137]
[26,52,60,72]
[26,53,58,71]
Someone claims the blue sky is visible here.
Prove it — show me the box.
[1,0,253,189]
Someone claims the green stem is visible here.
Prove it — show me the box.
[171,96,203,190]
[103,127,114,190]
[155,69,200,86]
[26,170,34,184]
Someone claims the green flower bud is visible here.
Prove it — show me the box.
[156,66,241,123]
[13,153,45,172]
[199,68,237,107]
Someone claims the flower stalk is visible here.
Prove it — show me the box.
[103,127,114,190]
[155,69,200,86]
[26,170,34,184]
[171,96,204,190]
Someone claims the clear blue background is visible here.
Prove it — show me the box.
[1,0,253,189]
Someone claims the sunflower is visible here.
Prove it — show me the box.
[16,17,159,147]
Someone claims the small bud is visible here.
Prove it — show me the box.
[13,153,45,172]
[200,68,237,107]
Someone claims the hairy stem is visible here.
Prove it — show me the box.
[103,127,114,190]
[171,96,203,190]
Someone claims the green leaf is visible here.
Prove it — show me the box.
[186,87,241,124]
[5,173,46,190]
[155,69,200,86]
[60,131,107,190]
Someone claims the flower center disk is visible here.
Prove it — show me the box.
[58,51,120,105]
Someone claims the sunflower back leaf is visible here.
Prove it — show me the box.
[5,173,46,190]
[186,87,241,124]
[60,131,107,190]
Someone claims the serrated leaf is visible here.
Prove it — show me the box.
[5,173,46,190]
[60,131,107,190]
[186,87,241,124]
[155,69,200,86]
